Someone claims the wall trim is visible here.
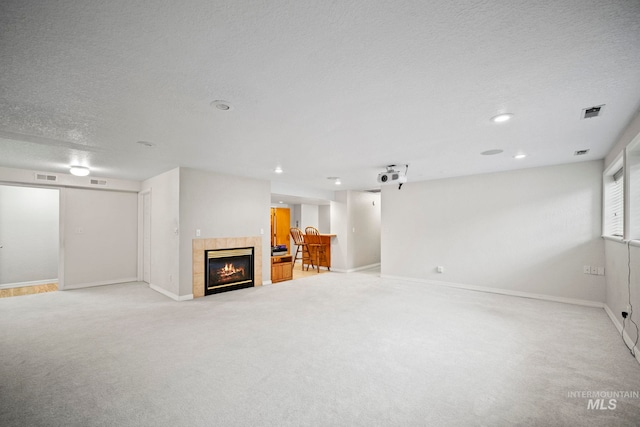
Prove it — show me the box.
[149,283,193,301]
[262,280,273,285]
[380,274,605,308]
[63,277,138,290]
[333,263,381,273]
[604,304,640,365]
[0,279,58,290]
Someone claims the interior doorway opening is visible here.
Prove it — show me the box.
[0,184,60,294]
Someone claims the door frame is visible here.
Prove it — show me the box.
[137,189,151,283]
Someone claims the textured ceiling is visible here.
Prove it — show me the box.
[1,0,640,191]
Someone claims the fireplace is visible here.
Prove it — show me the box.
[205,247,254,295]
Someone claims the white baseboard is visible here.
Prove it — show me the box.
[604,304,640,365]
[262,280,273,286]
[332,263,381,274]
[149,283,193,301]
[62,277,138,290]
[0,279,58,290]
[380,274,605,308]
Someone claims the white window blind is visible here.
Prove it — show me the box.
[608,168,624,237]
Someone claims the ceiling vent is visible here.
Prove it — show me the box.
[574,149,590,156]
[90,179,107,186]
[34,173,58,182]
[581,105,605,119]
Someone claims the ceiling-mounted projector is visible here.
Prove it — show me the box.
[377,166,407,185]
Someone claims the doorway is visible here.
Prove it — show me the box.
[270,207,291,252]
[0,185,60,293]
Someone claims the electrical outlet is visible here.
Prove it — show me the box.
[597,267,605,276]
[437,266,444,273]
[590,266,598,275]
[583,265,591,274]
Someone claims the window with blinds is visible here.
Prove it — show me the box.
[606,167,624,238]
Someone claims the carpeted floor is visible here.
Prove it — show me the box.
[1,272,639,426]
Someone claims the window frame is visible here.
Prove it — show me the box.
[603,154,625,239]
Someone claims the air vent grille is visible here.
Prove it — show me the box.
[35,173,58,182]
[90,179,107,186]
[574,149,590,156]
[581,105,605,119]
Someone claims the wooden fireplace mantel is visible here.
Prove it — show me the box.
[192,236,263,298]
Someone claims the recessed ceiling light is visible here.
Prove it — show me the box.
[514,154,527,159]
[211,100,232,111]
[335,179,342,185]
[274,166,283,174]
[480,149,504,156]
[491,113,514,123]
[69,166,90,176]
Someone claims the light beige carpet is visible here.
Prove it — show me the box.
[1,273,639,426]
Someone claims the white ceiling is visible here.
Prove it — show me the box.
[1,0,640,191]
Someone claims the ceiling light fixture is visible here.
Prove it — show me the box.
[480,149,504,156]
[327,176,341,185]
[514,154,527,159]
[69,166,90,176]
[211,100,232,111]
[274,166,283,174]
[491,113,514,123]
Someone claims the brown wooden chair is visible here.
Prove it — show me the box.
[290,227,312,272]
[304,226,330,272]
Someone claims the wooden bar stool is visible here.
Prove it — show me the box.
[304,226,330,272]
[290,227,312,272]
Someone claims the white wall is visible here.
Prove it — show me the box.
[0,185,59,286]
[604,241,640,347]
[141,168,181,297]
[330,190,382,272]
[330,192,348,271]
[605,112,640,169]
[348,191,381,269]
[292,204,302,229]
[382,161,605,303]
[603,111,640,354]
[179,168,271,296]
[318,205,331,234]
[62,188,138,289]
[300,204,319,230]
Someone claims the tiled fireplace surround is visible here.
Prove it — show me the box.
[192,236,263,298]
